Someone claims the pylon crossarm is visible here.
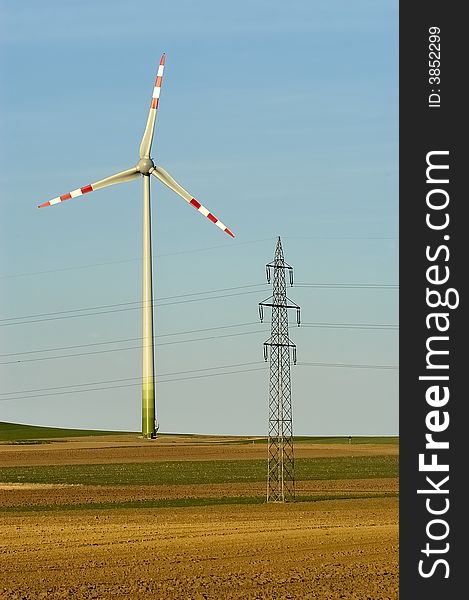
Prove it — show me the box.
[266,259,293,269]
[259,301,300,311]
[264,341,297,348]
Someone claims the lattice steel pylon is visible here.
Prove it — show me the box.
[259,237,300,502]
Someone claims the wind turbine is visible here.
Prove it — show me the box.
[38,53,235,439]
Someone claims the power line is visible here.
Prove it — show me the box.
[297,361,398,370]
[0,330,265,366]
[0,284,267,324]
[283,236,398,240]
[295,283,398,289]
[0,290,268,328]
[0,322,260,358]
[0,282,397,328]
[0,360,399,403]
[0,361,265,397]
[0,320,398,360]
[0,238,276,280]
[301,322,398,330]
[0,258,140,281]
[0,365,268,402]
[0,235,398,281]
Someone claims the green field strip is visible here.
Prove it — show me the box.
[0,492,399,513]
[0,456,398,486]
[0,422,128,441]
[0,423,398,445]
[252,436,399,445]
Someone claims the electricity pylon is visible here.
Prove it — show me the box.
[259,237,300,502]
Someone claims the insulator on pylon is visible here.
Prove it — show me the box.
[259,304,264,322]
[266,265,271,283]
[292,346,297,365]
[289,268,294,286]
[296,307,301,326]
[263,343,269,362]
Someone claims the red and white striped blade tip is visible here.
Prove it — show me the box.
[149,53,166,111]
[187,197,235,238]
[37,184,94,208]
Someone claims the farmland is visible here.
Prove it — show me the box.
[0,424,398,599]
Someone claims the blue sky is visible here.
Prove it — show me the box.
[0,0,398,435]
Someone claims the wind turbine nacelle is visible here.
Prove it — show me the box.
[137,157,155,175]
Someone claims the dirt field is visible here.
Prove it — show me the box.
[0,499,398,600]
[0,477,397,508]
[0,434,398,599]
[0,434,398,467]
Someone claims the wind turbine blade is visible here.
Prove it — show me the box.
[151,165,235,238]
[139,53,166,159]
[38,168,140,208]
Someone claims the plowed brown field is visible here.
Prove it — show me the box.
[0,477,397,508]
[0,435,398,599]
[0,434,397,467]
[0,499,398,600]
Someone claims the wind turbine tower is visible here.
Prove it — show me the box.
[37,54,234,438]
